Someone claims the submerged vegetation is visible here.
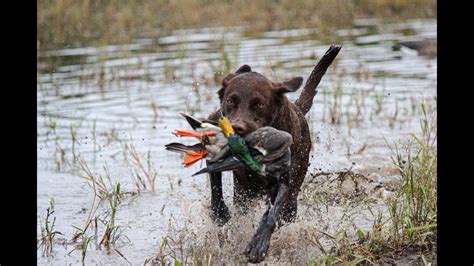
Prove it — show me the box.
[38,0,436,50]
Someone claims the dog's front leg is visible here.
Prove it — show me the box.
[209,165,231,226]
[244,180,289,263]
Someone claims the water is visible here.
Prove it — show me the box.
[37,19,436,264]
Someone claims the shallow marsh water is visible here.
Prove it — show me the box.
[37,19,436,264]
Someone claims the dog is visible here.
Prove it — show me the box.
[206,45,341,263]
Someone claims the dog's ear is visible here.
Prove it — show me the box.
[218,65,252,101]
[235,64,252,74]
[222,65,252,87]
[273,76,304,94]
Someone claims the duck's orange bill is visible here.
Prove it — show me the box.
[183,149,208,167]
[174,130,216,138]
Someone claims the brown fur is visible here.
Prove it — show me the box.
[206,45,341,263]
[209,69,309,218]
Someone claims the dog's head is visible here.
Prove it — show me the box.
[217,65,303,136]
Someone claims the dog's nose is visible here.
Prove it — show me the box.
[232,123,247,136]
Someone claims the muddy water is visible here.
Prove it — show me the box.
[37,19,436,264]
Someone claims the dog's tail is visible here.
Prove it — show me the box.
[295,45,342,115]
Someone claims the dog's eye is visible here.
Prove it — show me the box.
[257,102,265,108]
[226,99,234,105]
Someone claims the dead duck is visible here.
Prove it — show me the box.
[192,126,293,181]
[165,112,228,166]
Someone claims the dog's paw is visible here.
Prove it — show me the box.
[210,203,231,226]
[244,234,271,263]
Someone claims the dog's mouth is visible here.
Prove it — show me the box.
[231,125,259,137]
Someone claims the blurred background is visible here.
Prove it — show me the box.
[37,1,437,264]
[38,0,436,50]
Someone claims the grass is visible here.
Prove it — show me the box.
[38,197,63,256]
[326,68,383,128]
[144,218,230,265]
[68,233,94,263]
[55,144,68,171]
[38,0,436,51]
[329,78,345,125]
[42,116,69,171]
[41,115,87,172]
[55,136,157,263]
[321,67,415,133]
[80,160,115,199]
[70,123,80,162]
[387,102,436,246]
[374,91,385,115]
[69,158,134,263]
[101,126,121,145]
[123,144,158,192]
[151,100,159,126]
[92,120,98,162]
[388,101,399,129]
[71,159,111,248]
[317,101,437,263]
[97,181,130,260]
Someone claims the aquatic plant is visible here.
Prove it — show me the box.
[38,197,63,256]
[387,101,437,246]
[126,144,157,192]
[329,78,344,124]
[320,101,437,263]
[71,158,132,263]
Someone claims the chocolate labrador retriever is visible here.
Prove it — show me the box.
[206,45,341,263]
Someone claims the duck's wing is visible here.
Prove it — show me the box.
[192,156,244,176]
[207,145,231,162]
[244,127,293,163]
